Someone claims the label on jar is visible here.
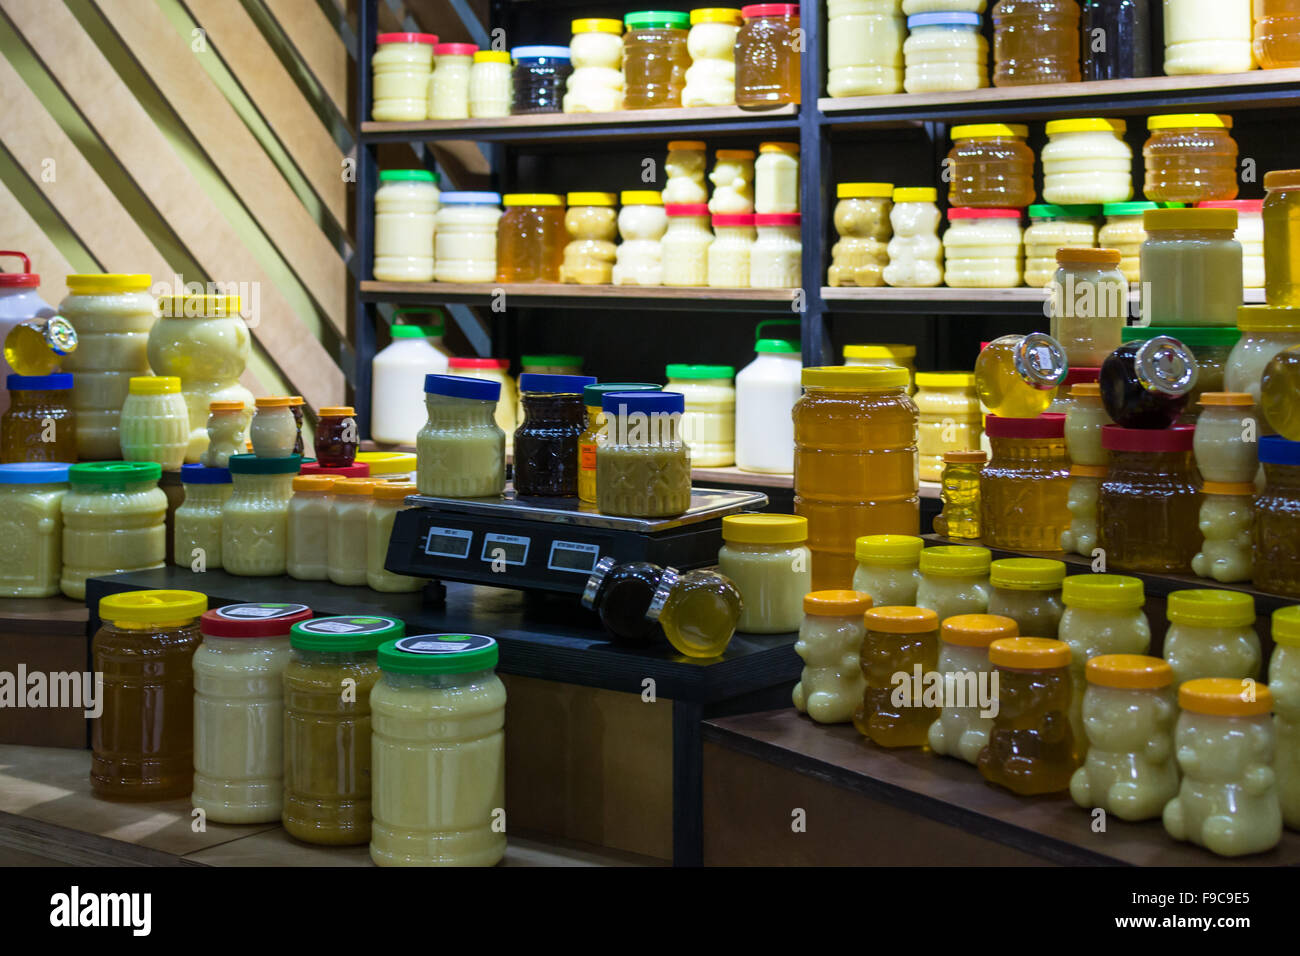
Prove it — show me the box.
[298,616,399,634]
[214,602,311,621]
[396,634,495,654]
[580,442,597,469]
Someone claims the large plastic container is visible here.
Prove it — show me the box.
[735,321,802,474]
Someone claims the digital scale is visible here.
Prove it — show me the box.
[386,485,769,596]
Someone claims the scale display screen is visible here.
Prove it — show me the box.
[423,526,473,559]
[481,532,529,566]
[548,540,600,574]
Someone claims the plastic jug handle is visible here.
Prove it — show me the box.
[755,319,799,342]
[0,251,32,274]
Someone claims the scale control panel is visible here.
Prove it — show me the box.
[420,524,604,579]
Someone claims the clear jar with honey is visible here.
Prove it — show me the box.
[974,332,1069,419]
[1263,168,1300,307]
[992,0,1081,86]
[980,413,1071,552]
[1,373,75,463]
[933,449,986,540]
[1253,435,1300,597]
[496,194,566,283]
[855,606,940,747]
[623,11,690,108]
[946,123,1036,209]
[735,4,801,107]
[1143,114,1239,205]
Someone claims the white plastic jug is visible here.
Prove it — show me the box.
[0,251,58,415]
[370,314,451,445]
[735,319,802,474]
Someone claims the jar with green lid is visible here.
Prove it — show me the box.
[665,363,735,467]
[1163,589,1261,688]
[221,454,302,577]
[1269,605,1300,830]
[1123,324,1241,421]
[987,557,1067,639]
[1023,204,1100,288]
[283,615,405,845]
[61,461,167,600]
[623,10,691,109]
[852,533,924,607]
[718,513,810,634]
[577,382,660,504]
[370,633,507,867]
[596,391,691,517]
[915,544,991,622]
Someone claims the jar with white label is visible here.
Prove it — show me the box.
[708,214,756,287]
[885,187,943,287]
[944,208,1023,288]
[563,18,624,112]
[221,454,301,577]
[755,142,799,215]
[903,12,988,92]
[372,33,437,121]
[612,191,667,286]
[434,192,502,283]
[1200,199,1265,289]
[468,51,512,117]
[1023,205,1099,288]
[682,8,742,106]
[751,214,802,289]
[373,169,439,283]
[663,141,708,204]
[1099,201,1157,283]
[1163,0,1254,75]
[666,363,735,467]
[662,204,713,287]
[427,43,476,119]
[827,0,906,97]
[708,149,755,214]
[1041,118,1134,206]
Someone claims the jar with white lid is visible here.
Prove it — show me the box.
[903,12,988,93]
[708,214,756,287]
[427,43,476,119]
[1200,199,1265,289]
[682,8,742,106]
[175,464,232,571]
[914,371,982,481]
[559,191,618,285]
[754,142,799,215]
[434,192,502,283]
[468,50,512,117]
[372,32,437,121]
[222,454,301,577]
[0,462,68,598]
[613,191,667,286]
[1023,204,1099,288]
[1163,0,1254,75]
[884,187,943,287]
[750,213,802,288]
[827,0,906,97]
[563,18,624,112]
[708,149,755,215]
[1192,480,1255,583]
[1226,304,1300,406]
[1099,201,1158,283]
[828,182,893,288]
[944,207,1023,288]
[662,204,714,287]
[666,363,735,467]
[1042,118,1134,206]
[663,141,708,204]
[373,169,439,283]
[1194,391,1259,481]
[1050,247,1127,367]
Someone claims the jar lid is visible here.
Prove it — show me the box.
[319,406,355,417]
[666,363,734,380]
[448,356,509,369]
[474,50,511,63]
[621,190,663,206]
[300,461,370,478]
[69,461,161,487]
[1144,207,1237,231]
[918,544,991,577]
[66,273,151,294]
[518,372,597,394]
[503,193,563,207]
[1147,113,1232,130]
[291,615,405,652]
[1086,654,1173,689]
[1273,606,1300,647]
[0,251,37,287]
[1070,463,1107,478]
[390,324,443,339]
[760,141,799,155]
[292,474,337,492]
[951,123,1029,140]
[754,213,801,226]
[722,513,807,545]
[1179,677,1271,717]
[802,589,872,616]
[424,371,500,402]
[0,462,70,484]
[842,343,916,360]
[754,319,800,354]
[1198,199,1263,213]
[1201,480,1256,495]
[1045,117,1126,136]
[711,213,757,227]
[740,4,798,17]
[1029,203,1103,219]
[1168,589,1255,627]
[1056,246,1120,266]
[716,149,756,161]
[99,589,207,625]
[948,207,1022,220]
[601,390,684,415]
[689,8,742,25]
[1103,201,1160,216]
[623,11,691,30]
[943,449,987,463]
[439,191,502,205]
[1259,435,1300,465]
[355,451,418,475]
[255,396,294,407]
[941,614,1018,648]
[1122,325,1241,346]
[128,375,180,395]
[854,534,924,566]
[227,453,303,475]
[1101,424,1194,452]
[667,140,708,150]
[665,203,711,216]
[510,45,571,59]
[180,463,232,485]
[1070,382,1101,398]
[373,480,417,500]
[1237,304,1300,332]
[7,372,72,390]
[801,366,909,389]
[376,32,437,45]
[201,603,313,639]
[1198,391,1253,407]
[567,191,617,206]
[1264,169,1300,190]
[379,634,499,674]
[1062,573,1145,610]
[379,169,438,184]
[892,187,936,202]
[984,414,1066,439]
[989,637,1071,669]
[1130,335,1199,398]
[906,12,981,27]
[989,557,1067,591]
[158,293,242,317]
[434,42,477,56]
[837,183,893,199]
[865,605,938,634]
[522,353,582,367]
[333,477,376,496]
[582,382,658,406]
[915,371,975,388]
[209,400,247,411]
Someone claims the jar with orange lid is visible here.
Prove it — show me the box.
[828,182,893,288]
[735,4,801,107]
[249,396,298,459]
[1050,247,1127,368]
[754,141,799,215]
[315,406,358,468]
[1164,589,1261,687]
[980,414,1070,552]
[1099,424,1202,573]
[468,50,512,118]
[1069,654,1179,821]
[915,544,991,621]
[709,149,756,215]
[286,474,336,581]
[682,8,743,106]
[718,513,811,634]
[496,194,566,283]
[933,450,985,540]
[563,19,624,114]
[1264,168,1300,306]
[1254,435,1300,596]
[1143,115,1239,204]
[928,613,1017,764]
[612,191,667,286]
[1141,207,1242,328]
[1192,480,1255,583]
[1163,0,1253,75]
[1063,381,1111,466]
[987,557,1066,639]
[793,589,873,724]
[560,192,618,285]
[945,124,1035,209]
[202,400,249,468]
[1164,678,1282,857]
[367,481,424,593]
[663,140,708,203]
[852,533,923,606]
[1061,463,1107,555]
[855,605,940,747]
[327,478,375,587]
[978,637,1078,795]
[622,11,690,108]
[914,371,981,481]
[793,366,919,590]
[1269,606,1300,829]
[1195,392,1259,481]
[992,0,1081,87]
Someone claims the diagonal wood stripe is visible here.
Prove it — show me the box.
[0,175,76,304]
[263,0,350,120]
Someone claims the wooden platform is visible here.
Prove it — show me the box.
[0,596,90,749]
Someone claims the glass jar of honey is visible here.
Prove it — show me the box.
[856,605,940,747]
[1,373,74,463]
[623,11,690,108]
[735,4,801,107]
[980,414,1071,552]
[1253,435,1300,597]
[1143,114,1239,204]
[946,123,1035,209]
[315,406,358,468]
[596,390,692,518]
[514,373,597,497]
[496,194,567,283]
[1099,336,1198,429]
[647,568,743,658]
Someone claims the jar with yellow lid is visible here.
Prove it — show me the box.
[222,454,301,577]
[979,637,1078,794]
[1061,463,1106,556]
[943,207,1023,288]
[884,187,943,287]
[596,391,691,518]
[563,19,624,113]
[1163,1,1254,75]
[1050,247,1126,367]
[987,557,1067,639]
[1253,435,1300,596]
[933,449,986,540]
[118,375,188,470]
[1164,678,1282,857]
[827,0,905,97]
[708,149,755,215]
[946,123,1035,209]
[1164,589,1260,688]
[355,450,418,482]
[496,194,566,283]
[828,183,893,288]
[58,273,154,460]
[613,191,667,286]
[174,464,231,571]
[61,462,167,600]
[980,414,1070,552]
[842,342,916,393]
[371,32,436,121]
[1141,207,1242,327]
[1263,345,1300,441]
[367,481,423,593]
[92,589,207,800]
[1192,480,1255,583]
[1143,114,1239,204]
[560,192,618,285]
[914,371,981,481]
[202,400,249,468]
[1042,118,1132,205]
[928,613,1018,764]
[794,366,919,590]
[623,11,690,108]
[793,590,872,724]
[1195,392,1259,481]
[1024,205,1100,288]
[663,140,708,204]
[852,533,923,606]
[915,544,991,622]
[1264,168,1300,306]
[856,605,940,747]
[286,474,335,581]
[327,478,376,586]
[1227,304,1300,406]
[1069,654,1179,821]
[577,382,660,504]
[718,513,810,634]
[468,50,512,118]
[683,8,742,106]
[1269,605,1300,830]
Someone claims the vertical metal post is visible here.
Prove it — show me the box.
[354,0,378,438]
[798,1,830,367]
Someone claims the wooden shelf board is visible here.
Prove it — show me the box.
[362,280,799,311]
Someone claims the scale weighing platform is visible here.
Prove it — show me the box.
[386,485,768,595]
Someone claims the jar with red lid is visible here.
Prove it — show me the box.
[943,208,1025,289]
[314,406,358,468]
[980,414,1071,552]
[372,32,438,121]
[0,251,66,409]
[735,4,801,108]
[1098,424,1202,574]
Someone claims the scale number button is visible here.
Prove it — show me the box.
[548,540,600,574]
[482,533,529,566]
[423,526,473,559]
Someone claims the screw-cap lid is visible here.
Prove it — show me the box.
[1101,424,1195,452]
[378,634,499,674]
[99,589,207,625]
[990,558,1066,591]
[722,513,807,545]
[854,534,924,566]
[0,462,70,484]
[583,382,659,407]
[201,603,312,638]
[864,605,939,634]
[1167,589,1256,628]
[802,589,873,616]
[837,183,893,199]
[1259,435,1300,465]
[918,545,991,577]
[518,373,597,394]
[69,461,161,487]
[128,375,180,395]
[6,373,73,390]
[1133,335,1199,398]
[984,414,1066,439]
[180,464,232,485]
[290,615,404,652]
[989,637,1071,669]
[228,453,302,475]
[66,273,151,294]
[379,169,438,184]
[1062,573,1145,610]
[941,614,1018,648]
[425,372,500,402]
[602,390,684,415]
[1272,606,1300,647]
[0,251,38,287]
[1086,654,1173,689]
[1179,677,1271,717]
[665,364,735,380]
[624,10,691,30]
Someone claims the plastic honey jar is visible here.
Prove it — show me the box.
[1050,247,1126,368]
[1099,336,1198,428]
[203,400,249,468]
[61,462,167,600]
[1063,381,1112,466]
[1269,606,1300,830]
[118,376,187,470]
[497,194,566,283]
[933,449,986,540]
[562,19,624,113]
[794,589,872,723]
[514,373,596,497]
[434,192,503,283]
[1162,0,1254,75]
[577,382,660,504]
[663,141,708,204]
[666,364,735,467]
[987,557,1066,639]
[371,33,436,121]
[372,169,439,283]
[708,214,757,287]
[1100,201,1158,282]
[750,213,802,288]
[915,544,991,621]
[596,391,692,518]
[856,606,941,747]
[286,474,336,581]
[1143,115,1239,205]
[1164,678,1282,857]
[613,191,668,286]
[662,204,714,287]
[428,43,476,119]
[718,514,810,634]
[622,10,690,108]
[511,47,572,114]
[914,372,981,481]
[842,342,917,392]
[174,464,232,571]
[560,192,618,285]
[980,414,1071,552]
[1194,392,1258,482]
[946,124,1035,210]
[1252,436,1300,597]
[682,8,743,106]
[991,0,1080,87]
[367,482,424,593]
[1099,424,1203,573]
[1164,589,1261,687]
[0,463,69,598]
[327,478,375,586]
[884,187,943,287]
[1256,0,1300,68]
[1199,199,1264,289]
[1141,207,1242,328]
[446,358,516,451]
[826,0,905,97]
[1042,118,1133,206]
[709,150,756,215]
[928,613,1018,765]
[468,50,512,118]
[735,4,801,106]
[1263,168,1300,307]
[1,373,75,464]
[1228,305,1300,407]
[1191,481,1255,584]
[1263,346,1300,440]
[943,208,1023,288]
[91,590,206,802]
[828,182,893,288]
[902,12,988,93]
[582,558,667,645]
[852,533,924,606]
[1024,205,1100,289]
[1069,654,1179,821]
[755,142,799,215]
[221,454,301,577]
[734,320,802,475]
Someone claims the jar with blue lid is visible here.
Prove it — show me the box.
[2,372,75,464]
[175,463,233,571]
[511,45,572,115]
[1254,435,1300,597]
[596,390,692,517]
[0,462,70,597]
[903,12,988,94]
[434,191,504,283]
[416,372,505,498]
